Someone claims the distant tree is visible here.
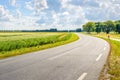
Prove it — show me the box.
[76,28,81,32]
[116,23,120,34]
[83,24,86,31]
[83,20,120,34]
[99,22,107,32]
[115,20,120,24]
[95,22,101,34]
[104,20,115,34]
[83,22,95,33]
[50,28,57,32]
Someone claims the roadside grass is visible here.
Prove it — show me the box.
[0,32,79,59]
[83,32,120,80]
[104,39,120,80]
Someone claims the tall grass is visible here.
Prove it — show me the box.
[0,33,71,52]
[0,32,63,41]
[0,32,78,58]
[105,39,120,80]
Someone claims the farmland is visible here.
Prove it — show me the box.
[0,32,79,58]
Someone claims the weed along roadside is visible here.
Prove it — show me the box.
[0,32,79,59]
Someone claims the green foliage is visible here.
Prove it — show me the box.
[104,20,115,34]
[83,20,120,34]
[115,23,120,34]
[95,22,101,33]
[95,22,108,33]
[83,22,95,33]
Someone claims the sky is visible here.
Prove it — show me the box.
[0,0,120,30]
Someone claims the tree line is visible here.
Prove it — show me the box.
[83,20,120,34]
[0,28,82,32]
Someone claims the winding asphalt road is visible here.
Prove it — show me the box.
[0,33,110,80]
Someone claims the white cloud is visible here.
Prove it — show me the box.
[0,16,40,30]
[0,5,13,21]
[25,1,34,10]
[59,0,87,25]
[51,11,60,25]
[9,0,16,6]
[62,11,69,16]
[100,2,109,8]
[34,0,48,14]
[81,0,120,21]
[36,0,88,29]
[25,0,48,15]
[60,0,72,9]
[0,4,40,30]
[16,9,22,18]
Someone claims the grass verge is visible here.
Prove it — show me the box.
[0,33,79,59]
[100,38,120,80]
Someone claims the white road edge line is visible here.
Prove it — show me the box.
[104,47,106,50]
[77,73,87,80]
[105,44,107,46]
[96,54,102,61]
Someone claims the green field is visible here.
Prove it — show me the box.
[0,32,79,58]
[84,32,120,80]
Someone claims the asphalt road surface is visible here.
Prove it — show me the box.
[0,33,110,80]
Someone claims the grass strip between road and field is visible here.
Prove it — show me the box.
[99,37,120,80]
[0,33,79,59]
[83,32,120,80]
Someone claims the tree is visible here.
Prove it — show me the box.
[95,22,101,34]
[76,28,81,32]
[116,23,120,34]
[83,22,95,33]
[104,20,115,34]
[100,23,107,32]
[114,20,120,33]
[115,20,120,24]
[50,28,57,32]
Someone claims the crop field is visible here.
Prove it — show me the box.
[0,32,78,58]
[0,32,63,41]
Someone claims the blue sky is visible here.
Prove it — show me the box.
[0,0,120,30]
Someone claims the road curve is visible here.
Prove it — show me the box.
[0,33,110,80]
